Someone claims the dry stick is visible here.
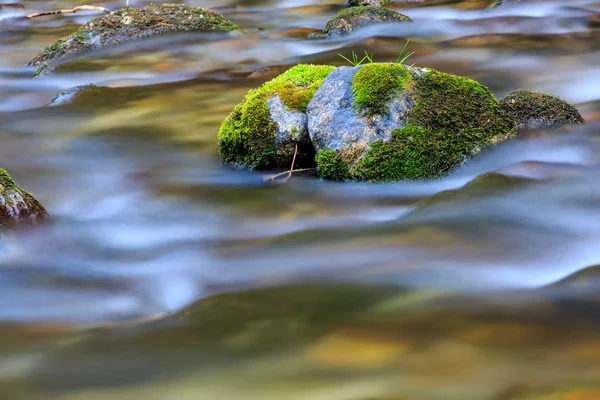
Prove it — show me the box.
[283,144,299,182]
[264,144,316,182]
[26,5,109,19]
[265,168,315,181]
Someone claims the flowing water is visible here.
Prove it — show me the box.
[1,0,600,398]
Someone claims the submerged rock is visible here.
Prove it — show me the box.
[26,4,239,76]
[317,6,411,37]
[309,64,514,181]
[218,64,334,170]
[406,172,536,217]
[544,265,600,298]
[499,90,585,130]
[49,84,110,106]
[486,0,526,8]
[0,169,47,227]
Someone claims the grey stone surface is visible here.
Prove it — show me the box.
[323,6,411,38]
[307,65,418,169]
[267,94,314,167]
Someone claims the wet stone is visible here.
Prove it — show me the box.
[317,6,412,38]
[499,90,585,130]
[0,169,47,228]
[49,84,110,106]
[26,4,239,76]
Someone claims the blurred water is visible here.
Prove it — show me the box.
[1,0,600,398]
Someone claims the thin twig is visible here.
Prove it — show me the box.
[282,144,299,182]
[264,168,315,182]
[25,5,109,19]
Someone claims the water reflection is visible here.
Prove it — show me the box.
[1,0,600,398]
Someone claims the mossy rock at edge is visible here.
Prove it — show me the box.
[322,6,411,37]
[26,4,238,76]
[0,169,47,227]
[308,63,515,182]
[499,89,584,130]
[218,64,335,170]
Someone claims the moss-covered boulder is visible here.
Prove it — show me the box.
[317,6,411,38]
[307,64,515,181]
[348,0,390,6]
[499,90,585,130]
[0,169,47,227]
[218,64,334,170]
[26,4,238,76]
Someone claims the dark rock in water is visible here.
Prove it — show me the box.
[0,169,47,227]
[49,84,110,106]
[27,284,402,390]
[308,64,514,181]
[544,265,600,298]
[406,172,536,217]
[348,0,390,6]
[499,90,585,130]
[26,4,239,76]
[316,6,411,38]
[218,64,334,170]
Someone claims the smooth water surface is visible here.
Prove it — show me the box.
[1,0,600,398]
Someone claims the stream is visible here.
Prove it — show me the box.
[1,0,600,398]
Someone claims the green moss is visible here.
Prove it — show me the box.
[27,4,238,74]
[315,149,350,180]
[218,64,334,169]
[352,63,411,116]
[324,6,411,35]
[355,69,515,181]
[0,169,16,191]
[499,89,584,129]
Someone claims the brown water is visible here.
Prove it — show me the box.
[1,0,600,399]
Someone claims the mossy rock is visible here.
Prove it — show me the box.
[218,64,335,170]
[321,6,411,37]
[308,64,515,182]
[348,0,391,6]
[499,89,585,130]
[0,169,47,227]
[315,149,350,180]
[26,4,238,76]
